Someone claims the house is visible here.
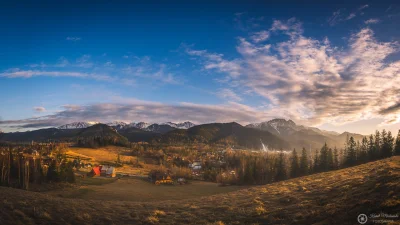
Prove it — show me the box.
[100,165,109,176]
[106,167,116,177]
[90,166,101,176]
[192,161,202,170]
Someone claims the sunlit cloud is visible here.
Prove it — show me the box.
[186,18,400,127]
[33,107,46,112]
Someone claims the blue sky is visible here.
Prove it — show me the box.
[0,1,400,135]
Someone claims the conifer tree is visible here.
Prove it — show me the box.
[360,136,368,163]
[333,147,339,169]
[380,130,387,159]
[381,130,394,158]
[313,149,320,173]
[299,147,309,176]
[375,130,381,160]
[327,148,334,170]
[319,143,329,171]
[345,137,357,166]
[275,151,287,181]
[395,130,400,156]
[290,149,299,178]
[368,134,375,160]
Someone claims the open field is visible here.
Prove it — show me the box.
[66,147,160,175]
[0,156,399,224]
[45,177,246,202]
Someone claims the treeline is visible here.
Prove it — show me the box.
[76,136,129,148]
[216,129,400,185]
[0,144,75,190]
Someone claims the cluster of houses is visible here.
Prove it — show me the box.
[90,165,117,178]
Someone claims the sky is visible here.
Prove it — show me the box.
[0,0,400,135]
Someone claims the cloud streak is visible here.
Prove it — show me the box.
[0,101,276,129]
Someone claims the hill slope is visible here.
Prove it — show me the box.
[1,157,398,225]
[157,122,289,150]
[247,119,364,150]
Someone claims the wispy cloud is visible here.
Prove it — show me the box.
[76,54,93,68]
[33,107,46,112]
[364,18,380,24]
[328,4,369,26]
[0,69,136,87]
[216,88,242,102]
[66,36,81,41]
[186,18,400,127]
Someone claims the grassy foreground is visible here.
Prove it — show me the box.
[0,157,399,225]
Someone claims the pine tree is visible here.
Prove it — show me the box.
[290,149,299,178]
[299,147,309,176]
[380,129,388,159]
[381,130,394,158]
[360,136,368,163]
[395,130,400,156]
[368,134,375,160]
[313,149,320,173]
[275,151,287,181]
[327,148,334,170]
[333,147,339,169]
[319,143,329,171]
[345,137,357,166]
[374,131,381,160]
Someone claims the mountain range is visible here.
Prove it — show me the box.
[57,121,196,133]
[0,119,365,151]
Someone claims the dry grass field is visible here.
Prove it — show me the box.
[45,177,247,202]
[66,147,160,175]
[0,156,399,225]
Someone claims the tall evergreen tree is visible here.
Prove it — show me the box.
[345,137,357,166]
[319,143,329,171]
[374,131,381,160]
[299,147,309,176]
[360,137,368,163]
[290,149,299,178]
[381,130,394,158]
[275,151,287,181]
[380,130,388,159]
[368,134,375,160]
[313,149,320,173]
[395,130,400,156]
[327,148,334,170]
[333,147,339,169]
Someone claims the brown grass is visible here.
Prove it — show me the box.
[0,156,399,225]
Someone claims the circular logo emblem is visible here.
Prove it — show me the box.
[358,214,368,224]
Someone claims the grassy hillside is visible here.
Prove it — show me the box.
[0,157,398,225]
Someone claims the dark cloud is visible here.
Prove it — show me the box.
[379,102,400,115]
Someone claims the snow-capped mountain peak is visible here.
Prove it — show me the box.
[106,121,128,130]
[161,121,195,129]
[129,122,151,129]
[57,122,99,129]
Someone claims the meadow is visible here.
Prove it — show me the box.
[45,176,247,202]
